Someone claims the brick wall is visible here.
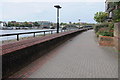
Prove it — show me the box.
[114,22,120,52]
[98,35,114,46]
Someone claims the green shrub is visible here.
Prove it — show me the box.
[94,22,114,37]
[98,31,114,37]
[108,22,114,30]
[94,23,109,33]
[113,9,120,22]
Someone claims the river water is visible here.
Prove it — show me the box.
[0,29,57,41]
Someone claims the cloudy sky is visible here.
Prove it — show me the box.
[1,0,106,23]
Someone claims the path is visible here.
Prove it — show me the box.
[10,30,118,78]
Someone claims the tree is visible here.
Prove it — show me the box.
[23,22,29,27]
[7,22,14,27]
[94,12,108,23]
[60,22,67,25]
[113,9,120,22]
[14,23,20,27]
[28,24,32,27]
[33,22,40,27]
[112,2,120,22]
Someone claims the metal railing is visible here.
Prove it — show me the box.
[0,27,93,41]
[0,30,57,41]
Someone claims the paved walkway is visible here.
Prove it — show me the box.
[10,30,118,78]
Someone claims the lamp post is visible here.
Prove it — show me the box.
[78,19,80,28]
[54,5,62,33]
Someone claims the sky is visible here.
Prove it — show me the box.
[0,0,107,23]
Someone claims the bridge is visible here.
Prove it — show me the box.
[1,28,118,79]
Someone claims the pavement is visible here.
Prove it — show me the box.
[10,30,118,78]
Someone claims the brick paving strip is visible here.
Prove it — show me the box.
[8,30,118,78]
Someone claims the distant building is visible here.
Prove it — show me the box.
[37,21,52,29]
[0,22,3,29]
[10,21,17,24]
[63,24,79,30]
[0,22,7,29]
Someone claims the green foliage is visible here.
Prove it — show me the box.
[23,22,32,27]
[94,12,108,23]
[14,23,20,27]
[94,23,109,33]
[7,21,34,27]
[108,22,114,30]
[60,22,67,25]
[95,22,114,37]
[33,22,40,26]
[97,31,114,37]
[8,22,14,27]
[62,27,67,30]
[113,9,120,22]
[19,24,25,27]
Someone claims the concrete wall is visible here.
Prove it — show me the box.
[114,22,120,52]
[2,29,87,79]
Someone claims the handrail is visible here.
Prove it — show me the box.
[0,27,93,41]
[0,30,56,41]
[0,30,56,36]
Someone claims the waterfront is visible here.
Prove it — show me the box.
[0,29,57,41]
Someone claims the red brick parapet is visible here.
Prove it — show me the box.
[1,29,86,79]
[1,30,82,55]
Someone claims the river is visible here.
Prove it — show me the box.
[0,29,57,41]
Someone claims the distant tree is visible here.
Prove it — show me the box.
[19,24,25,27]
[60,22,67,25]
[23,22,29,27]
[7,22,14,27]
[74,23,79,25]
[14,23,20,27]
[73,23,76,24]
[28,24,32,27]
[51,23,54,26]
[94,12,108,23]
[33,22,40,27]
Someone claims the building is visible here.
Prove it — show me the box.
[0,22,3,29]
[37,21,52,29]
[105,0,120,20]
[63,24,79,30]
[0,21,7,29]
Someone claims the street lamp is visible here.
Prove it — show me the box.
[54,5,62,33]
[78,19,80,28]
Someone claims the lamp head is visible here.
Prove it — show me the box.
[54,5,62,9]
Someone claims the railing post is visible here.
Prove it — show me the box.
[44,31,45,36]
[17,34,19,41]
[51,31,53,34]
[61,29,62,32]
[33,33,35,37]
